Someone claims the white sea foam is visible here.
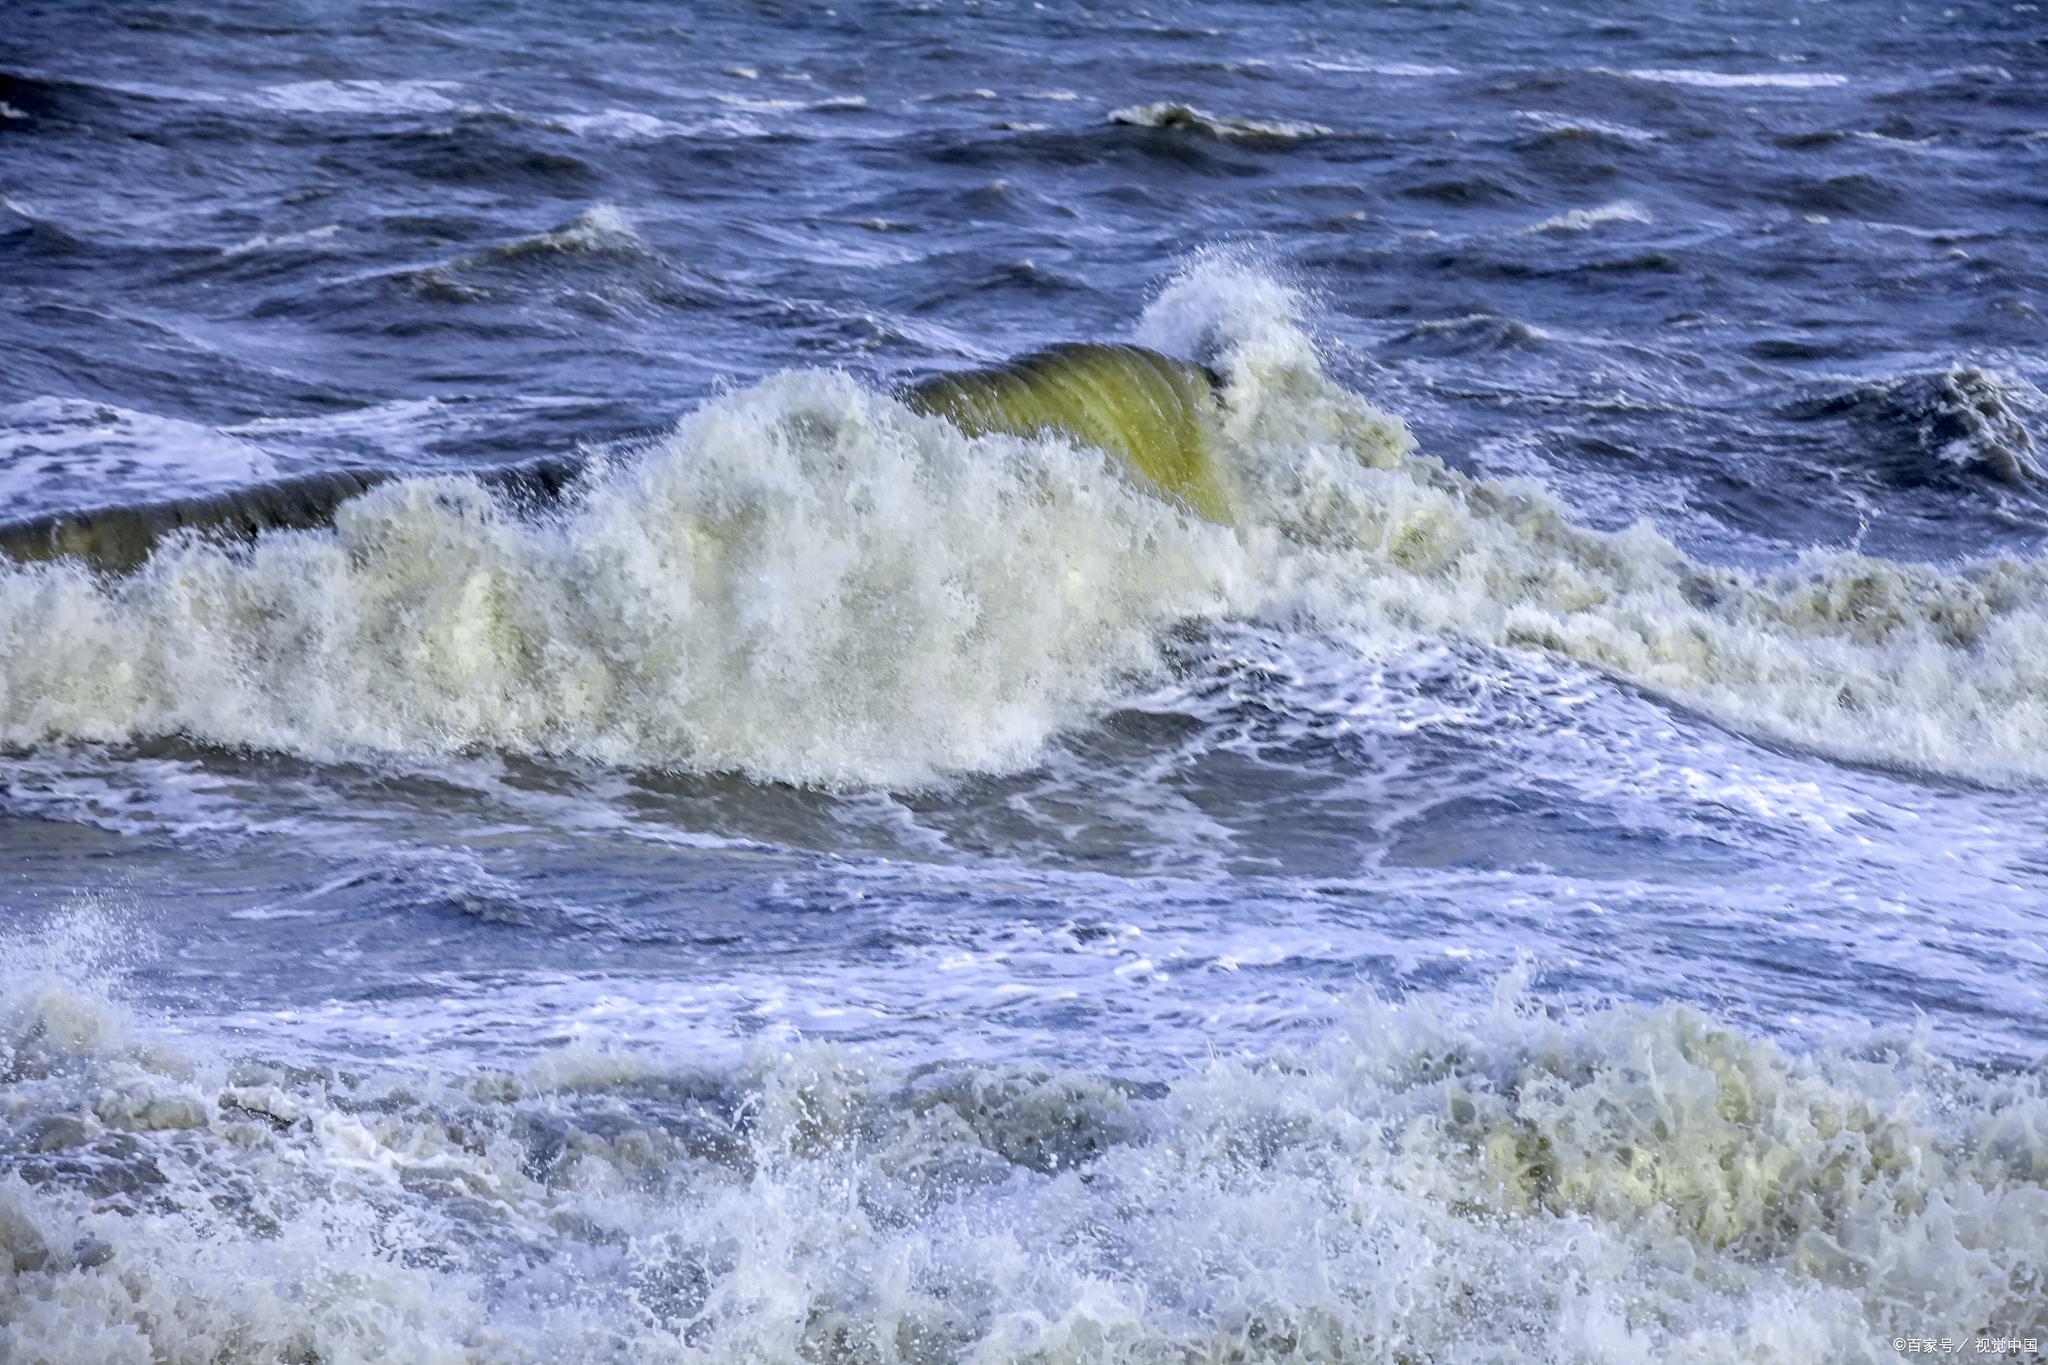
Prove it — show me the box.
[708,92,810,112]
[552,107,712,141]
[1516,110,1660,144]
[1,916,2040,1364]
[0,396,277,509]
[1302,58,1461,78]
[1137,260,2048,783]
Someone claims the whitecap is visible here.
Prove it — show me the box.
[1109,101,1332,140]
[251,79,463,115]
[1524,202,1654,234]
[224,223,342,255]
[1607,66,1850,89]
[1,921,2039,1364]
[1303,58,1461,77]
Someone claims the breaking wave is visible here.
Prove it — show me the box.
[1804,365,2046,489]
[476,204,652,261]
[8,261,2048,784]
[0,356,1243,786]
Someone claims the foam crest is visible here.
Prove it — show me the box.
[1108,102,1332,141]
[478,203,650,260]
[1605,67,1851,90]
[1526,201,1654,233]
[251,78,464,115]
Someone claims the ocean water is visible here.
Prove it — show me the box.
[3,1,2047,1360]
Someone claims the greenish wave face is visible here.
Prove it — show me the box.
[0,346,1231,575]
[0,459,587,575]
[0,470,398,574]
[902,342,1237,525]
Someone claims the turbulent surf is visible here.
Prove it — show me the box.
[4,2,2046,1360]
[4,910,2043,1364]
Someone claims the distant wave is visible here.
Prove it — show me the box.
[368,206,668,306]
[1514,110,1660,146]
[1300,58,1461,78]
[1525,202,1653,234]
[474,204,651,261]
[545,107,738,141]
[1108,102,1332,141]
[250,79,464,115]
[1388,313,1552,351]
[223,223,342,256]
[0,194,87,255]
[1882,366,2045,487]
[1602,67,1850,89]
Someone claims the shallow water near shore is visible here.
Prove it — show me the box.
[3,0,2047,1359]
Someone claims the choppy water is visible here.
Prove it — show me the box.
[3,1,2047,1360]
